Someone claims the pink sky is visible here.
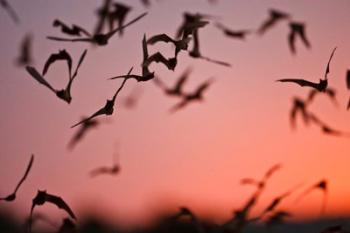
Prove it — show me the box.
[1,0,350,228]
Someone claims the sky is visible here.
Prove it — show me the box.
[1,0,350,229]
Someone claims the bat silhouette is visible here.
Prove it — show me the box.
[176,12,210,39]
[265,211,291,227]
[53,19,91,37]
[147,33,191,57]
[26,49,87,104]
[47,12,147,46]
[290,97,310,129]
[108,2,132,36]
[346,70,350,110]
[71,67,132,128]
[143,52,177,71]
[93,0,112,35]
[30,190,76,226]
[240,163,282,189]
[215,23,251,40]
[109,35,155,82]
[257,9,290,35]
[16,33,32,66]
[154,67,192,97]
[189,28,231,67]
[172,207,205,233]
[309,113,349,137]
[42,49,72,77]
[296,179,328,214]
[288,22,311,55]
[277,47,336,92]
[68,118,100,150]
[0,154,34,202]
[89,150,121,177]
[170,77,214,112]
[307,88,338,108]
[0,0,19,24]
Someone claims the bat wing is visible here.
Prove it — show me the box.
[71,49,88,81]
[346,70,350,90]
[201,56,231,67]
[106,12,147,39]
[26,66,56,93]
[288,28,296,54]
[71,108,106,128]
[13,154,34,194]
[277,79,319,89]
[89,167,111,177]
[45,194,76,219]
[147,34,173,45]
[47,36,93,43]
[42,50,72,77]
[324,47,336,79]
[264,163,282,180]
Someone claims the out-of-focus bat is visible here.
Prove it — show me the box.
[288,22,311,55]
[16,34,33,66]
[257,9,290,35]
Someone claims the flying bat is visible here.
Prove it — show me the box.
[42,49,72,77]
[240,163,282,189]
[309,113,349,137]
[26,49,87,104]
[143,52,177,71]
[147,33,191,57]
[16,34,33,66]
[288,22,311,55]
[53,19,91,37]
[30,190,76,224]
[175,12,210,39]
[289,97,310,129]
[0,0,19,24]
[296,179,328,214]
[68,118,100,150]
[277,47,337,92]
[47,12,147,46]
[108,2,132,36]
[0,154,34,202]
[93,0,112,35]
[170,77,214,112]
[215,23,251,40]
[71,67,133,128]
[307,88,337,107]
[257,9,290,35]
[89,150,121,177]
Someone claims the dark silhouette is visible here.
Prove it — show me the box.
[147,33,191,57]
[93,0,112,35]
[154,67,192,97]
[42,49,72,77]
[175,12,210,40]
[170,77,214,112]
[288,22,311,54]
[108,2,132,36]
[47,12,147,46]
[16,34,32,66]
[30,190,76,228]
[296,179,328,215]
[143,52,177,71]
[290,97,310,129]
[309,113,349,137]
[26,49,87,104]
[240,163,282,188]
[0,0,19,24]
[71,67,132,128]
[57,218,76,233]
[277,47,337,92]
[68,118,101,150]
[172,207,205,233]
[257,9,290,35]
[307,88,338,107]
[215,23,251,40]
[89,151,121,177]
[53,19,91,37]
[0,154,34,202]
[109,35,155,82]
[346,70,350,109]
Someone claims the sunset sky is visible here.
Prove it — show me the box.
[1,0,350,229]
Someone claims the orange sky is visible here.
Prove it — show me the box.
[1,0,350,228]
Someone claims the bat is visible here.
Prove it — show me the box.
[0,154,34,202]
[16,34,32,66]
[147,33,191,57]
[42,49,72,77]
[143,52,177,71]
[89,149,121,177]
[215,23,251,40]
[257,9,290,35]
[0,0,19,24]
[288,22,311,55]
[53,19,91,37]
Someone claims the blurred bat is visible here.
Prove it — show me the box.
[257,9,290,35]
[147,33,191,57]
[170,77,214,112]
[240,163,282,189]
[42,49,72,77]
[68,118,100,150]
[89,149,121,177]
[0,0,19,24]
[16,34,33,66]
[30,190,76,228]
[143,52,177,71]
[288,22,311,55]
[94,0,112,35]
[53,19,91,37]
[108,2,132,36]
[0,154,34,202]
[307,88,338,107]
[71,67,132,128]
[47,12,147,46]
[309,113,350,137]
[290,97,309,129]
[176,12,210,39]
[109,35,154,82]
[154,67,192,97]
[277,47,336,92]
[296,179,328,214]
[215,23,251,40]
[346,70,350,110]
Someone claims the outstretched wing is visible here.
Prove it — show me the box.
[13,154,34,194]
[324,47,337,80]
[277,79,319,89]
[45,193,76,220]
[71,108,107,128]
[71,49,88,81]
[26,66,56,93]
[147,34,174,45]
[47,36,93,43]
[42,50,72,77]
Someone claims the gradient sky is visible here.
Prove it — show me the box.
[1,0,350,229]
